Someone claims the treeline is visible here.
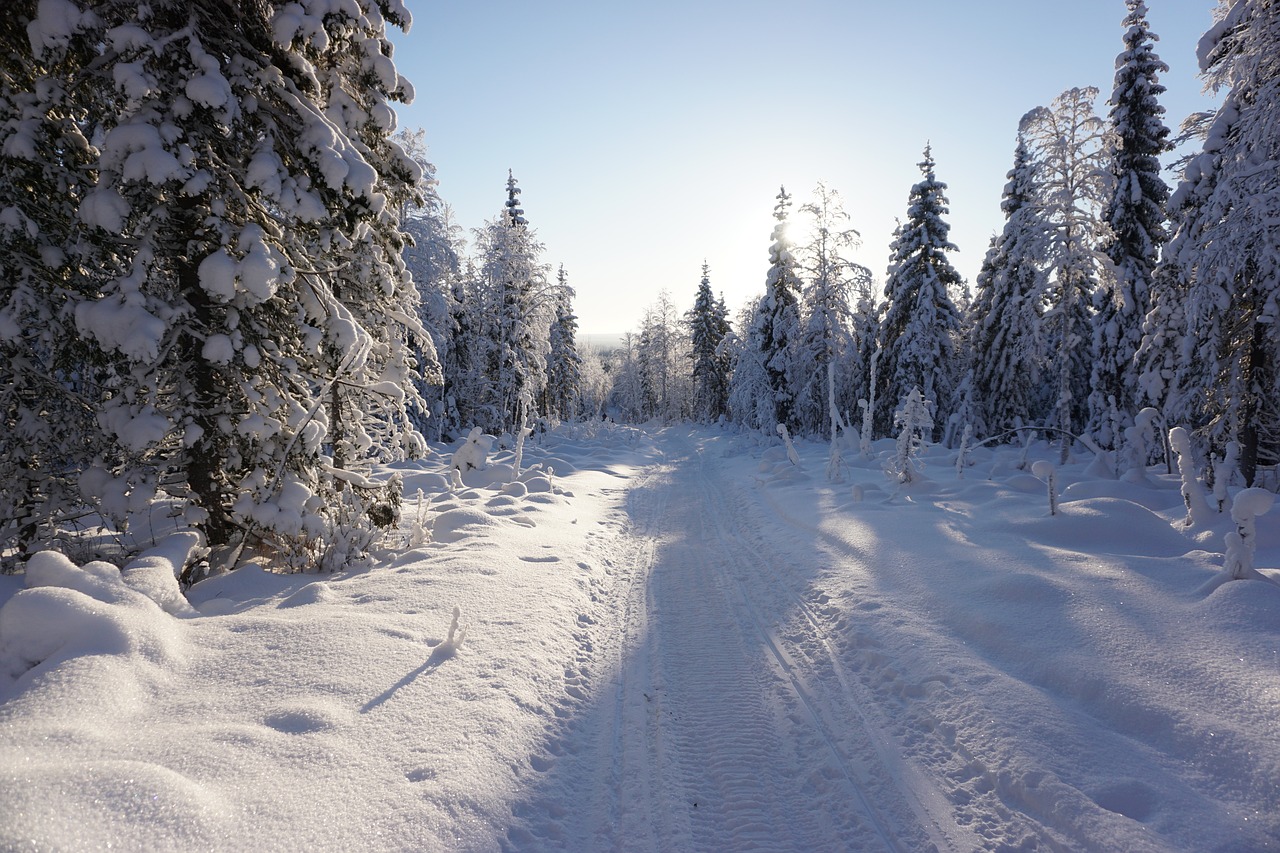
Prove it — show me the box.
[441,0,1275,490]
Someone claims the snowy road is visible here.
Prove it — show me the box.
[513,431,975,852]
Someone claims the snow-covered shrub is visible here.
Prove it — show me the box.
[885,387,933,484]
[405,489,431,548]
[1224,488,1275,580]
[1169,427,1212,527]
[450,427,492,484]
[1121,407,1160,483]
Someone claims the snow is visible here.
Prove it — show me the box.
[2,425,1278,851]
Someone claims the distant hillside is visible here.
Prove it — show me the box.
[580,333,626,353]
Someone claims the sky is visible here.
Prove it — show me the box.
[387,1,1224,337]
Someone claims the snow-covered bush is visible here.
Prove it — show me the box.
[1224,488,1275,580]
[886,387,933,484]
[450,427,493,484]
[777,424,801,467]
[1121,407,1160,482]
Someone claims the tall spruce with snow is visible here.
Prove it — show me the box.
[475,172,549,433]
[1169,0,1280,484]
[7,0,424,561]
[1020,88,1113,456]
[795,183,873,438]
[875,146,964,439]
[685,263,732,422]
[968,137,1048,438]
[0,5,113,561]
[544,265,583,422]
[753,187,804,431]
[1090,0,1172,446]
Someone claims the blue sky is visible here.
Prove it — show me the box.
[388,1,1222,336]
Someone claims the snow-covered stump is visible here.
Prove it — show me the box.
[1224,488,1275,580]
[955,423,972,479]
[777,424,801,467]
[1169,427,1213,527]
[1212,441,1239,513]
[1031,460,1058,516]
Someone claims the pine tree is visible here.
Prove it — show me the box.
[875,146,964,439]
[754,187,803,431]
[1090,0,1172,445]
[545,265,584,422]
[1169,0,1280,484]
[968,137,1047,438]
[685,263,732,422]
[1020,88,1113,456]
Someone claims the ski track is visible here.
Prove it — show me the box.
[506,430,984,851]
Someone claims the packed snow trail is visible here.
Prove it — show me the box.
[508,430,978,851]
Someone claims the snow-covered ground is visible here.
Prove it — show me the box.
[2,424,1278,852]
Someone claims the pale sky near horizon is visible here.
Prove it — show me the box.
[387,1,1222,337]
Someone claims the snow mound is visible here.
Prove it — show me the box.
[1013,497,1193,557]
[1,542,197,684]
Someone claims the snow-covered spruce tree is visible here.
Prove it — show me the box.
[398,128,465,439]
[968,136,1048,438]
[11,0,425,560]
[1020,88,1114,458]
[474,171,550,434]
[875,146,964,440]
[544,265,583,422]
[795,182,873,438]
[1089,0,1172,447]
[685,263,732,422]
[0,6,118,562]
[1168,0,1280,485]
[754,186,804,431]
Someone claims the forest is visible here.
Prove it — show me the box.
[1,0,1278,575]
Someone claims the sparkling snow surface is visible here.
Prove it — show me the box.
[2,425,1278,851]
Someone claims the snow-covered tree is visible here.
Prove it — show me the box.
[726,297,776,430]
[795,183,873,438]
[474,171,550,433]
[6,0,426,562]
[1020,88,1114,456]
[968,137,1047,438]
[685,263,732,422]
[0,7,112,561]
[754,187,804,431]
[544,265,583,422]
[1090,0,1172,445]
[875,146,964,439]
[398,129,465,439]
[635,290,691,421]
[1168,0,1280,484]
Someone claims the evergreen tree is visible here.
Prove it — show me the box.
[1020,88,1113,455]
[754,187,803,431]
[5,0,425,562]
[475,171,549,433]
[685,263,732,422]
[545,265,584,422]
[968,137,1047,438]
[1170,0,1280,484]
[875,146,964,439]
[1090,0,1172,445]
